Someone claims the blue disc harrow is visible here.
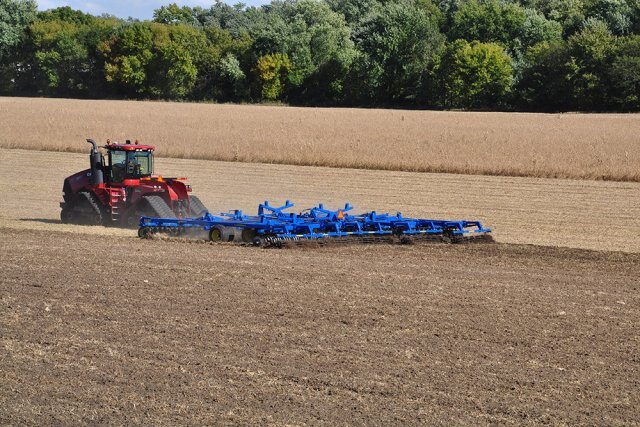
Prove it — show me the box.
[138,200,492,247]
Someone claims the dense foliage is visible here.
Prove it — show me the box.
[1,0,639,110]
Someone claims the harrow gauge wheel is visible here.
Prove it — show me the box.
[209,227,222,242]
[138,227,152,238]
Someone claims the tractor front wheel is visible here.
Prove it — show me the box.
[60,207,73,223]
[62,192,104,225]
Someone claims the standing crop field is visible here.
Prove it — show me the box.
[1,97,639,181]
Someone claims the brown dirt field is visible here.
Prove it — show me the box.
[1,228,639,425]
[1,97,639,181]
[1,148,639,253]
[1,147,639,424]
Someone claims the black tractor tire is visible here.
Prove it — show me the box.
[188,195,208,218]
[63,191,104,225]
[60,206,72,223]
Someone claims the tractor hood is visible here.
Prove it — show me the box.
[64,169,93,193]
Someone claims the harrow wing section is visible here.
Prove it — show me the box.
[138,201,492,246]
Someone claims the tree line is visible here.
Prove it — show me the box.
[1,0,639,111]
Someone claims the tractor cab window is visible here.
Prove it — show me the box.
[110,150,127,182]
[109,150,153,182]
[126,151,152,177]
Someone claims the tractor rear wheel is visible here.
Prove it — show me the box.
[144,195,177,219]
[122,196,176,228]
[188,195,208,217]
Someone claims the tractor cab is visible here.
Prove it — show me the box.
[104,142,155,183]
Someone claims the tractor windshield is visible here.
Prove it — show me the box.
[109,150,153,182]
[126,151,153,176]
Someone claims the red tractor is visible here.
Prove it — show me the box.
[60,139,208,226]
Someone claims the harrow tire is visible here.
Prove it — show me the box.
[209,227,222,242]
[138,227,152,238]
[241,228,257,243]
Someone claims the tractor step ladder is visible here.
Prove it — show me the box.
[109,188,125,221]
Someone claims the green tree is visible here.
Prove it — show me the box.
[195,1,255,37]
[153,3,199,26]
[585,0,634,34]
[349,0,444,105]
[325,0,377,25]
[536,0,587,36]
[101,22,206,98]
[609,35,640,109]
[101,23,154,95]
[565,18,618,109]
[438,39,513,108]
[254,52,292,100]
[517,19,622,111]
[520,8,563,48]
[450,0,526,52]
[193,26,253,101]
[148,24,204,98]
[26,11,120,97]
[0,0,36,60]
[250,0,356,103]
[516,40,573,110]
[0,0,37,93]
[219,52,247,99]
[37,5,95,25]
[29,19,89,95]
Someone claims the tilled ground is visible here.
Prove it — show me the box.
[1,228,638,425]
[2,149,640,253]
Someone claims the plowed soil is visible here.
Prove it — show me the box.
[1,228,639,425]
[1,148,639,424]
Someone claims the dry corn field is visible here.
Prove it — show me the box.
[2,98,640,424]
[1,97,639,181]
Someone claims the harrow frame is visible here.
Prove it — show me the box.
[138,200,492,246]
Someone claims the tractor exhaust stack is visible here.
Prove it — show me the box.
[86,138,104,186]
